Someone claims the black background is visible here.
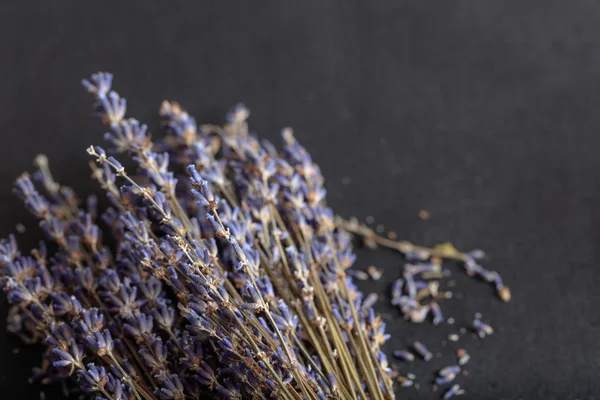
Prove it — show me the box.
[1,1,599,399]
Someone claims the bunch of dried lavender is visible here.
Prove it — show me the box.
[0,73,397,400]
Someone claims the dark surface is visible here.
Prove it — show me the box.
[0,1,599,399]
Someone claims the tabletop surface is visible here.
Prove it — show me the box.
[0,2,599,399]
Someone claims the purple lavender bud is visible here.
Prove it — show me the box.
[206,213,225,237]
[152,304,174,329]
[93,146,107,158]
[50,292,74,316]
[303,299,318,321]
[107,156,124,172]
[14,174,36,197]
[187,164,203,184]
[52,342,84,373]
[82,72,113,95]
[157,375,185,400]
[431,302,444,326]
[196,361,217,386]
[443,384,465,399]
[391,278,404,300]
[234,261,244,272]
[392,350,415,362]
[472,318,494,338]
[349,269,369,281]
[478,268,498,283]
[125,313,154,339]
[228,235,247,263]
[101,269,121,293]
[226,103,249,124]
[463,257,483,276]
[395,295,418,309]
[79,363,109,392]
[87,329,114,356]
[413,341,432,361]
[245,281,262,304]
[456,348,470,365]
[5,279,34,305]
[79,308,104,335]
[404,272,417,298]
[397,377,414,387]
[492,271,504,289]
[435,373,457,386]
[188,165,217,207]
[361,293,378,311]
[101,91,127,123]
[409,305,430,323]
[199,180,215,204]
[439,365,461,376]
[191,188,210,208]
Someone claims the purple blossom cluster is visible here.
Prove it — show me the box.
[0,73,395,399]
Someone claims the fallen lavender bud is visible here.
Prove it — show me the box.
[473,318,494,338]
[397,376,414,387]
[367,265,383,280]
[409,305,430,323]
[443,384,465,399]
[361,293,379,311]
[435,373,457,386]
[448,334,459,342]
[392,350,415,362]
[431,302,444,325]
[413,341,433,361]
[391,278,404,303]
[438,365,461,377]
[348,269,370,281]
[456,348,470,365]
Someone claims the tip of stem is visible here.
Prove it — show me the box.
[498,286,511,302]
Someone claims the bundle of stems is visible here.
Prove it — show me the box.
[0,73,395,400]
